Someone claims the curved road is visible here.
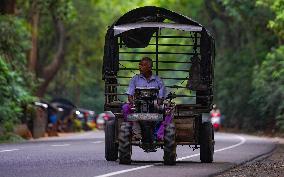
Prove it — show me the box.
[0,131,276,177]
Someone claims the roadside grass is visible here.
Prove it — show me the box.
[0,133,25,144]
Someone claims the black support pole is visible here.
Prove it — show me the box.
[156,30,159,75]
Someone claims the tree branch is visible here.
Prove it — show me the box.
[36,14,66,97]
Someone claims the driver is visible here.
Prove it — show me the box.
[122,57,167,140]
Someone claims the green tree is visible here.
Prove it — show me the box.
[27,0,76,97]
[203,0,278,130]
[252,46,284,131]
[251,0,284,131]
[0,15,34,132]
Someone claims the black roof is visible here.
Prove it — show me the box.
[103,6,213,78]
[113,6,203,27]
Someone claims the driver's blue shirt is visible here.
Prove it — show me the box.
[126,74,166,98]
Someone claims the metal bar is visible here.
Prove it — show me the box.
[104,92,211,98]
[118,43,200,47]
[116,76,132,78]
[105,84,128,86]
[194,32,198,54]
[160,77,189,80]
[157,35,199,39]
[105,84,187,87]
[105,84,194,88]
[119,59,192,64]
[119,51,198,55]
[104,76,132,79]
[119,68,189,72]
[104,76,189,80]
[105,93,128,96]
[173,95,214,98]
[105,83,191,89]
[149,43,200,47]
[119,37,122,48]
[105,76,212,84]
[165,85,188,88]
[156,30,159,76]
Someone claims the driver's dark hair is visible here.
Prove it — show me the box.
[141,57,153,68]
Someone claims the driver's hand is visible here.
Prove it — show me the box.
[128,95,134,107]
[157,98,164,105]
[129,101,134,107]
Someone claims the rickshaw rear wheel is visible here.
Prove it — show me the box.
[163,123,177,165]
[119,122,132,164]
[105,120,118,161]
[200,122,214,163]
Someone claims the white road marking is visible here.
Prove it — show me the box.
[214,135,246,153]
[94,165,153,177]
[94,135,246,177]
[51,144,70,147]
[0,149,19,153]
[177,135,246,161]
[91,141,104,144]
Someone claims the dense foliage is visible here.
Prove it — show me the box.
[251,0,284,131]
[0,15,34,132]
[0,0,283,133]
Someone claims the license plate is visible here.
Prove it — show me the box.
[127,113,163,121]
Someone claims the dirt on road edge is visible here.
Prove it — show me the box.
[215,138,284,177]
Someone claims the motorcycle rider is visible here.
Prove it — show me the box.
[210,104,221,131]
[210,104,220,115]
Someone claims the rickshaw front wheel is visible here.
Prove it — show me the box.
[163,123,177,165]
[105,120,118,161]
[119,122,132,164]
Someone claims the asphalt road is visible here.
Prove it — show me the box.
[0,131,276,177]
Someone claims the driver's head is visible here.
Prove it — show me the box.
[139,57,152,75]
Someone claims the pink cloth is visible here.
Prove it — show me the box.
[122,103,132,122]
[156,113,173,140]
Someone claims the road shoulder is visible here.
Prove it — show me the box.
[215,137,284,177]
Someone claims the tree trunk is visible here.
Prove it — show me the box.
[36,14,66,98]
[28,0,39,73]
[204,0,234,48]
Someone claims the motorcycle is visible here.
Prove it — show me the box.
[210,112,221,131]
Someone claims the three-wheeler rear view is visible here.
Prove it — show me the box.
[102,6,215,165]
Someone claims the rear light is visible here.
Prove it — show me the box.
[213,124,219,128]
[103,115,110,121]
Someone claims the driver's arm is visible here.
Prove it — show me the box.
[157,98,164,105]
[126,75,136,105]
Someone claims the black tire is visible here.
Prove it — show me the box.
[119,122,132,164]
[163,123,176,165]
[200,122,214,163]
[105,120,118,161]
